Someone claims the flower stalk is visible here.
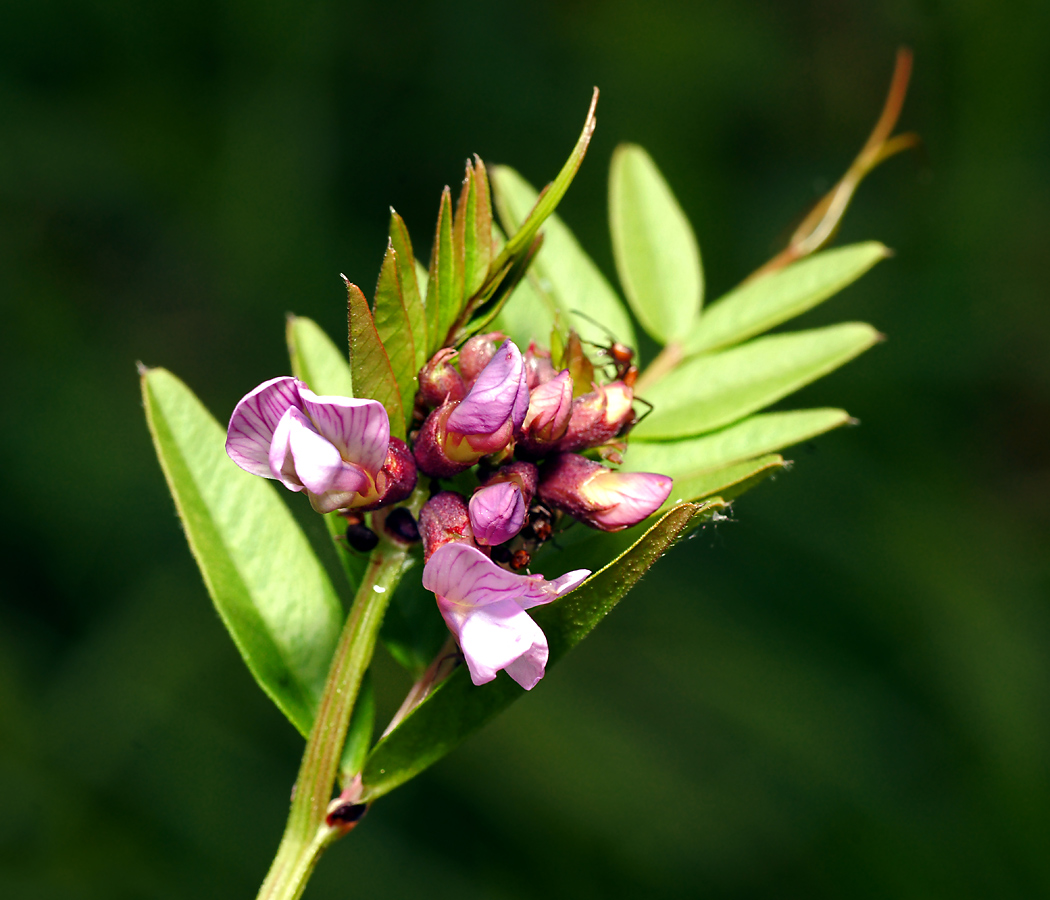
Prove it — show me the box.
[255,489,423,900]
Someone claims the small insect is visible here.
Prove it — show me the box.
[571,309,639,384]
[510,549,531,571]
[523,504,553,543]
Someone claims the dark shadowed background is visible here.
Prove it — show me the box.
[3,1,1049,897]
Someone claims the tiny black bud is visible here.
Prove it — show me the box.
[345,522,379,552]
[490,543,513,564]
[385,507,420,543]
[326,802,368,827]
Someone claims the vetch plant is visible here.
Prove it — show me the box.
[141,51,916,900]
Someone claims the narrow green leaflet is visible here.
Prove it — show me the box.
[625,408,852,479]
[664,454,785,510]
[347,281,405,440]
[491,165,637,352]
[455,157,493,303]
[633,323,881,439]
[359,499,724,801]
[373,243,418,435]
[142,368,343,736]
[389,210,429,374]
[426,186,459,354]
[286,314,354,398]
[286,315,367,593]
[494,88,598,268]
[684,242,890,356]
[609,143,703,343]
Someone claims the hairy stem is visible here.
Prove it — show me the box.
[255,532,412,900]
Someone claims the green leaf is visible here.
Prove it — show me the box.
[286,314,367,592]
[388,210,429,375]
[373,242,419,435]
[684,242,890,356]
[633,323,881,439]
[609,143,703,343]
[347,281,406,440]
[339,669,376,783]
[426,186,458,354]
[494,88,598,269]
[286,314,354,398]
[359,499,724,801]
[491,165,637,352]
[455,157,493,303]
[664,454,785,509]
[142,368,343,736]
[625,408,852,478]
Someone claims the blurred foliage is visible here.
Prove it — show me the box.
[2,1,1049,897]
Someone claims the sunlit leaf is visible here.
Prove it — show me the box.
[609,143,703,343]
[664,454,785,509]
[389,210,429,375]
[347,281,405,440]
[142,367,343,736]
[491,165,637,352]
[626,408,852,478]
[426,186,459,353]
[684,242,890,355]
[359,499,724,801]
[633,323,881,439]
[286,314,369,593]
[286,314,355,399]
[373,242,418,435]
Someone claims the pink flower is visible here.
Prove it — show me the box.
[538,453,673,531]
[519,369,574,454]
[414,339,530,477]
[422,542,590,689]
[469,461,539,546]
[557,381,636,452]
[226,376,414,514]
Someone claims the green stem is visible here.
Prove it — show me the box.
[255,533,411,900]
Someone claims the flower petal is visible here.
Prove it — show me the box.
[270,407,369,497]
[580,470,674,530]
[468,481,526,546]
[298,388,390,476]
[423,543,589,611]
[226,376,303,478]
[446,340,528,435]
[437,594,549,689]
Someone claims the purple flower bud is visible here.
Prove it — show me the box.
[538,453,673,531]
[524,342,556,389]
[417,348,465,410]
[422,542,590,689]
[458,332,505,386]
[364,437,417,510]
[226,376,394,513]
[557,381,636,453]
[418,491,475,561]
[519,370,574,455]
[469,481,526,546]
[480,460,538,504]
[413,340,530,477]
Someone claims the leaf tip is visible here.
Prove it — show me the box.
[135,360,151,378]
[340,272,351,285]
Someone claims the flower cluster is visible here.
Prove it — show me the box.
[225,331,672,689]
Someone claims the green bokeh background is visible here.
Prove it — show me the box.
[3,1,1048,897]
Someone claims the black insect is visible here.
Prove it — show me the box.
[384,507,420,543]
[572,309,639,385]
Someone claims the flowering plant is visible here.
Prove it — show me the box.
[142,53,914,900]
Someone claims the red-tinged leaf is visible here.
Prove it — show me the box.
[389,210,429,374]
[373,242,419,435]
[426,186,458,354]
[346,280,405,439]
